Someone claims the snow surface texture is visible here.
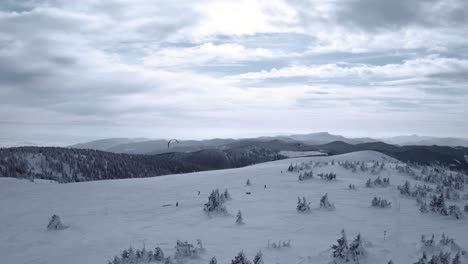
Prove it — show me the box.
[0,151,467,264]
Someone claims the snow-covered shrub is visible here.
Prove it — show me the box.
[398,180,411,196]
[153,247,164,261]
[318,172,336,181]
[246,179,251,186]
[419,202,428,213]
[224,188,232,201]
[371,197,391,208]
[445,187,460,201]
[209,256,217,264]
[365,176,390,188]
[298,170,313,181]
[320,193,335,209]
[429,194,448,216]
[296,196,311,212]
[253,251,263,264]
[204,189,227,214]
[108,246,154,264]
[448,205,463,219]
[349,233,366,262]
[267,240,291,249]
[236,210,244,225]
[231,251,251,264]
[174,240,202,260]
[348,184,356,190]
[47,214,66,230]
[332,229,349,261]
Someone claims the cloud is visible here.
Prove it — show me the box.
[0,0,467,144]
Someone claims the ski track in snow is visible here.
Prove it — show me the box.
[0,151,467,264]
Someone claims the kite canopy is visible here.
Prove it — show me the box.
[167,139,179,149]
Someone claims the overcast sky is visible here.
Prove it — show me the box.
[1,0,467,145]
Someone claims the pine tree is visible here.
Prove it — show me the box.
[253,251,263,264]
[236,210,244,225]
[332,229,349,261]
[246,179,251,186]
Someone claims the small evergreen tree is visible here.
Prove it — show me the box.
[246,179,251,186]
[236,210,244,225]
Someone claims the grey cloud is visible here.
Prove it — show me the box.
[334,0,468,31]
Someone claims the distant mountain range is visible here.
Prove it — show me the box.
[3,138,468,183]
[69,132,468,154]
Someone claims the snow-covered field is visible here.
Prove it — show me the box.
[1,151,467,264]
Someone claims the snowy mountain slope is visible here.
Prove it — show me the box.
[0,151,467,264]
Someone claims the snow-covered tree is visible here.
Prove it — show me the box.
[349,184,356,190]
[297,196,311,212]
[320,193,334,209]
[224,188,232,201]
[452,252,461,264]
[332,229,349,261]
[174,240,196,259]
[47,214,65,230]
[349,233,365,261]
[204,189,227,214]
[420,202,428,213]
[246,179,251,186]
[253,251,263,264]
[236,210,244,225]
[371,197,391,208]
[231,251,251,264]
[153,247,164,261]
[209,256,217,264]
[398,180,411,196]
[448,205,463,219]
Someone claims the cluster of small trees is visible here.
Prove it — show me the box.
[107,246,165,264]
[287,162,311,172]
[108,240,205,264]
[204,189,231,215]
[230,250,263,264]
[365,176,390,188]
[267,240,291,249]
[297,196,311,212]
[298,170,313,181]
[174,239,204,260]
[413,251,461,264]
[331,229,365,263]
[318,172,337,181]
[371,197,391,208]
[415,233,465,264]
[423,194,464,219]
